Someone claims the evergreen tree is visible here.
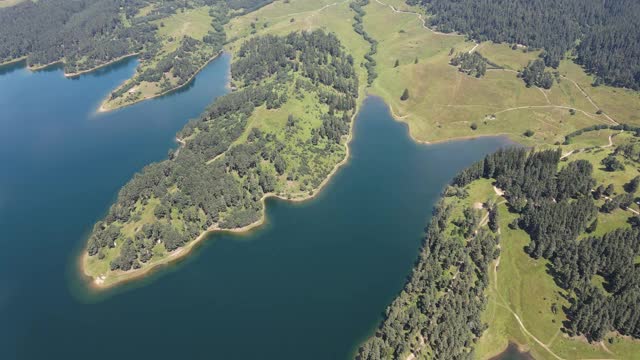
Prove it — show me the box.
[624,176,640,193]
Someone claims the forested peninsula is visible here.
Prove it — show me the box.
[0,0,273,110]
[83,30,360,286]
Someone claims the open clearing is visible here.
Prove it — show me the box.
[364,0,640,145]
[475,131,640,359]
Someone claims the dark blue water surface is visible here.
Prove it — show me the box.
[0,55,510,359]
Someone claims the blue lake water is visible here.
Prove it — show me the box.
[0,55,511,359]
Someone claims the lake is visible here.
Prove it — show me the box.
[0,55,511,359]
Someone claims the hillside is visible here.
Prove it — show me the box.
[358,129,640,359]
[408,0,640,90]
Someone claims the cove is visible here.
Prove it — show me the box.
[0,55,510,359]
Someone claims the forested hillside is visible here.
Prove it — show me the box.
[407,0,640,90]
[358,196,500,359]
[0,0,273,69]
[358,141,640,359]
[0,0,152,70]
[454,147,640,342]
[84,30,359,284]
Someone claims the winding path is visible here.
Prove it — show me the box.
[174,137,186,158]
[373,0,619,132]
[493,105,615,125]
[373,0,461,36]
[561,76,619,125]
[275,0,347,19]
[493,301,567,360]
[490,191,620,360]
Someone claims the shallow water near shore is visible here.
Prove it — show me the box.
[1,56,510,359]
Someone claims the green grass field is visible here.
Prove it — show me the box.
[476,201,640,360]
[474,131,640,359]
[101,6,218,111]
[359,0,638,146]
[225,0,370,90]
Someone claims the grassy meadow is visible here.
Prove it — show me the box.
[225,0,370,91]
[100,6,218,111]
[474,130,640,359]
[360,0,639,146]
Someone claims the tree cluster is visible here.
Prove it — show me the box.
[0,0,154,72]
[350,0,378,85]
[406,0,640,89]
[450,52,487,78]
[520,59,554,89]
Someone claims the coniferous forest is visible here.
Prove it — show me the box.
[358,146,640,359]
[86,30,359,273]
[454,148,640,341]
[407,0,640,90]
[0,0,273,73]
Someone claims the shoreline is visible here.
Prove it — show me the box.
[0,56,27,67]
[81,98,360,291]
[63,53,139,78]
[80,90,513,290]
[377,95,513,145]
[27,60,63,71]
[97,51,224,113]
[6,53,137,75]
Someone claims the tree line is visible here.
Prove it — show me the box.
[350,0,378,85]
[357,198,499,359]
[407,0,640,89]
[0,0,273,75]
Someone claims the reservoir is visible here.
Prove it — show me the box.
[0,56,509,359]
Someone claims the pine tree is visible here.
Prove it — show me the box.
[624,176,640,193]
[586,218,598,233]
[488,204,499,232]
